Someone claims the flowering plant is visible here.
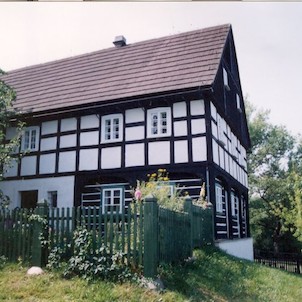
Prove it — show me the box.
[133,169,184,211]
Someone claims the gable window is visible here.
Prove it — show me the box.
[147,107,171,138]
[101,114,123,143]
[102,187,124,214]
[223,68,230,91]
[236,94,242,112]
[21,126,39,151]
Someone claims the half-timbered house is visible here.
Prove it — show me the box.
[0,24,253,259]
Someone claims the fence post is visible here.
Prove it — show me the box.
[143,194,158,278]
[184,195,193,256]
[32,200,48,267]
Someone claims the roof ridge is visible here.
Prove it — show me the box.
[4,24,230,74]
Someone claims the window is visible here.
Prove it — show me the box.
[20,190,38,209]
[215,182,225,213]
[102,187,123,214]
[21,126,39,151]
[236,94,242,112]
[156,184,174,196]
[101,114,123,143]
[147,108,171,138]
[241,195,246,220]
[231,191,239,217]
[48,191,58,208]
[223,68,230,91]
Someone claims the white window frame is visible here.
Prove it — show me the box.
[231,191,239,217]
[215,182,224,213]
[101,114,123,143]
[21,126,39,151]
[147,107,171,138]
[101,187,124,214]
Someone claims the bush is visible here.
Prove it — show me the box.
[0,255,7,269]
[48,226,136,283]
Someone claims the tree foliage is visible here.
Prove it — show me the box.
[0,77,24,207]
[247,101,302,253]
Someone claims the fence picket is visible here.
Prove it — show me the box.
[127,205,131,264]
[0,200,212,275]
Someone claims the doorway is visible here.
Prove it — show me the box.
[20,190,38,209]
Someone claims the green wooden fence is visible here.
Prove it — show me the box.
[0,208,34,263]
[0,196,212,278]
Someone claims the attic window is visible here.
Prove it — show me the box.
[236,94,242,112]
[223,68,230,91]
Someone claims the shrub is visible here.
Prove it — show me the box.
[48,226,136,283]
[0,255,7,269]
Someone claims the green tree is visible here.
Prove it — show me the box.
[0,76,24,208]
[247,102,302,253]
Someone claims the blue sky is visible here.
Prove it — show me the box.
[1,2,301,135]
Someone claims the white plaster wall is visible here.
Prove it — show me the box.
[125,108,144,123]
[21,156,37,176]
[173,102,187,118]
[148,141,170,165]
[225,153,230,174]
[81,115,99,129]
[174,140,188,163]
[61,118,77,132]
[192,137,207,162]
[60,134,77,148]
[212,139,219,165]
[80,131,99,146]
[210,102,217,120]
[216,238,254,261]
[3,159,18,178]
[6,127,17,140]
[41,120,58,135]
[41,137,57,151]
[211,121,218,139]
[190,100,205,116]
[101,146,121,169]
[0,176,75,209]
[40,153,56,174]
[219,146,225,170]
[191,119,206,135]
[58,151,76,172]
[174,121,187,137]
[125,126,145,141]
[79,149,98,171]
[125,143,145,167]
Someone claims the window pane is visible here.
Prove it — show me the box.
[24,131,30,149]
[30,129,36,149]
[105,119,111,140]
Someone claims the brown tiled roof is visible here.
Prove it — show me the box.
[1,24,230,114]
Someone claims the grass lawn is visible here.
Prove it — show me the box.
[1,246,302,302]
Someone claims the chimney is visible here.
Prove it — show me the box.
[113,35,127,48]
